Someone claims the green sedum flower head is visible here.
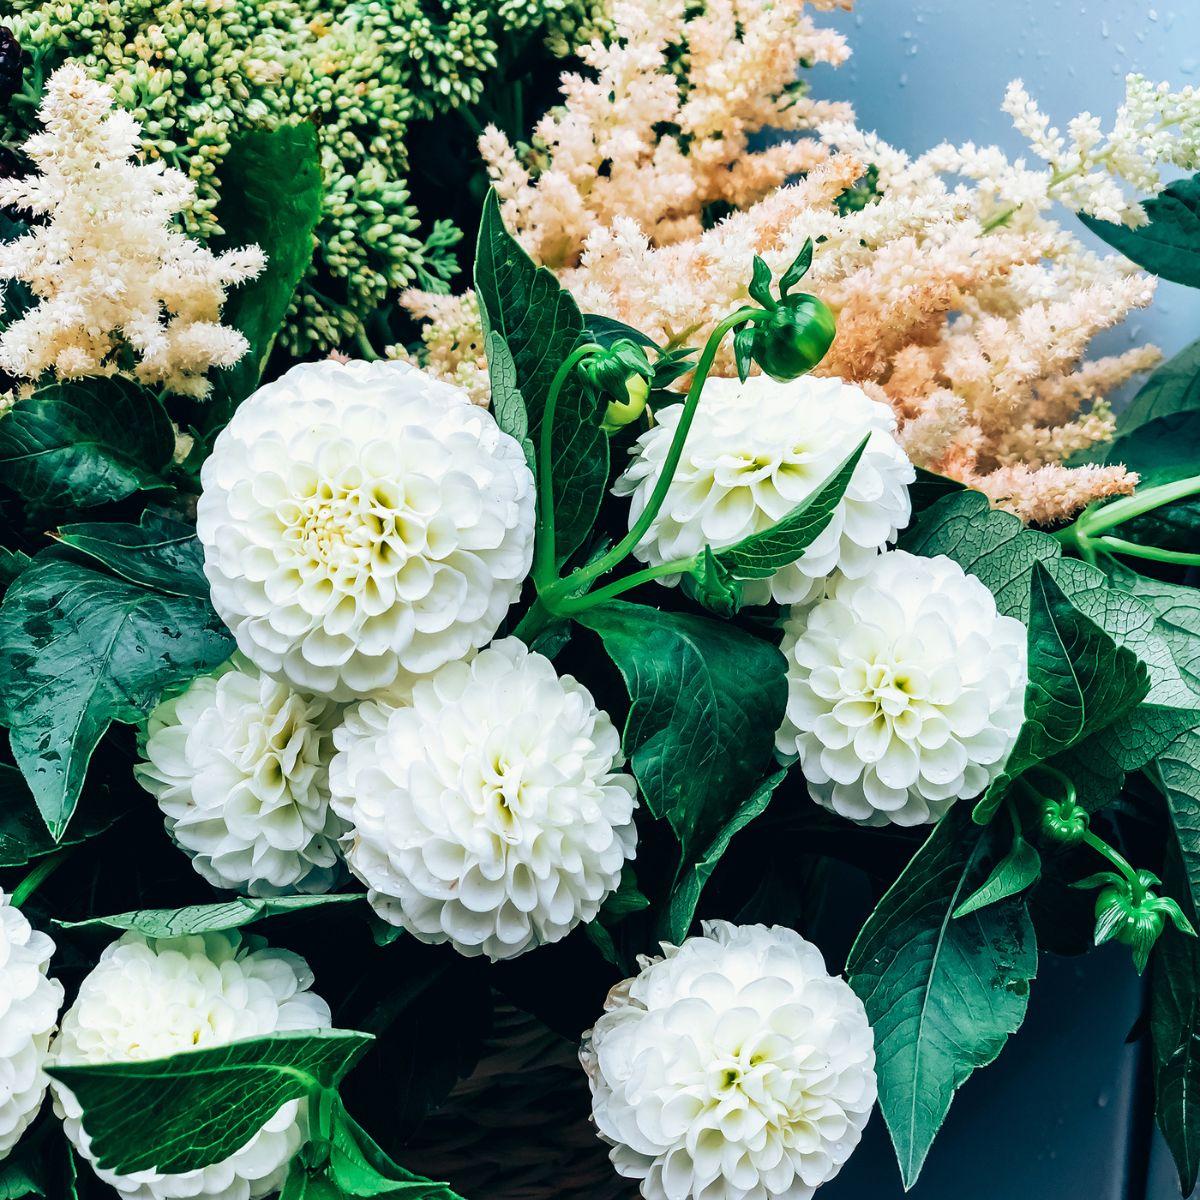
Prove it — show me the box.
[0,0,603,352]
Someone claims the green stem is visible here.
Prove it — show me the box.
[534,344,602,586]
[1094,536,1200,568]
[511,597,557,644]
[546,308,756,600]
[11,848,70,908]
[1082,475,1200,534]
[552,556,699,613]
[1082,829,1141,891]
[353,327,381,362]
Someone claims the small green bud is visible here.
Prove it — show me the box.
[1077,868,1195,974]
[582,339,654,431]
[1039,796,1089,845]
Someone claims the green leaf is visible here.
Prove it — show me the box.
[0,1156,43,1199]
[0,379,173,509]
[952,834,1041,917]
[1151,851,1200,1194]
[1081,176,1200,288]
[847,807,1037,1188]
[474,190,607,566]
[206,124,324,428]
[481,329,533,469]
[0,549,30,596]
[662,769,787,943]
[974,562,1149,822]
[1105,409,1200,486]
[583,313,656,349]
[327,1098,466,1199]
[682,546,742,618]
[0,764,120,866]
[909,466,965,514]
[576,601,787,857]
[57,893,363,938]
[0,559,233,838]
[712,437,867,579]
[1119,335,1200,436]
[586,867,650,967]
[899,491,1059,621]
[779,238,814,295]
[56,507,207,598]
[46,1030,373,1177]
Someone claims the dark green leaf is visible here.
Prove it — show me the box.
[1105,409,1200,486]
[713,437,867,579]
[1151,851,1200,1193]
[952,834,1041,917]
[0,764,121,866]
[46,1031,373,1177]
[57,893,363,937]
[748,256,774,308]
[576,602,787,857]
[328,1098,466,1199]
[474,190,606,566]
[206,124,324,427]
[1081,176,1200,288]
[847,808,1036,1188]
[974,562,1149,822]
[1119,335,1200,436]
[481,329,533,469]
[899,491,1059,621]
[0,559,232,838]
[0,548,30,596]
[583,313,656,349]
[910,466,966,514]
[662,769,787,942]
[779,239,814,295]
[56,507,207,598]
[0,379,173,509]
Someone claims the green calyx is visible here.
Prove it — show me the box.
[733,240,837,382]
[582,339,654,432]
[1076,868,1195,973]
[1039,796,1090,846]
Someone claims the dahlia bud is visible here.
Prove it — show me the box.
[1079,868,1195,974]
[741,294,837,383]
[582,340,653,432]
[0,28,22,103]
[1040,796,1090,846]
[734,244,837,382]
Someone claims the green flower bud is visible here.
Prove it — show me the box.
[747,294,837,382]
[1077,868,1196,974]
[582,339,654,432]
[1039,796,1089,845]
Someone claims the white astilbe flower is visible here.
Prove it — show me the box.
[329,638,638,960]
[133,655,344,896]
[50,931,331,1200]
[197,359,536,701]
[776,550,1028,827]
[0,893,63,1161]
[614,375,914,606]
[581,921,876,1200]
[0,63,263,398]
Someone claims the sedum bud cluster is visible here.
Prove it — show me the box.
[0,0,603,353]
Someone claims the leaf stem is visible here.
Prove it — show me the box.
[353,327,381,362]
[11,847,71,909]
[545,308,757,600]
[1093,536,1200,568]
[534,343,602,585]
[511,597,557,643]
[552,556,699,613]
[1082,829,1141,892]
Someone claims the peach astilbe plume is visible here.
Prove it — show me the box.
[406,10,1166,526]
[478,0,852,268]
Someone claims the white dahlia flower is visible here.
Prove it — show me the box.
[0,894,63,1161]
[197,359,536,701]
[329,638,638,960]
[133,655,344,896]
[50,931,331,1200]
[581,921,876,1200]
[613,375,914,606]
[776,550,1028,827]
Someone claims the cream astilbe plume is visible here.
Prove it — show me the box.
[0,63,263,398]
